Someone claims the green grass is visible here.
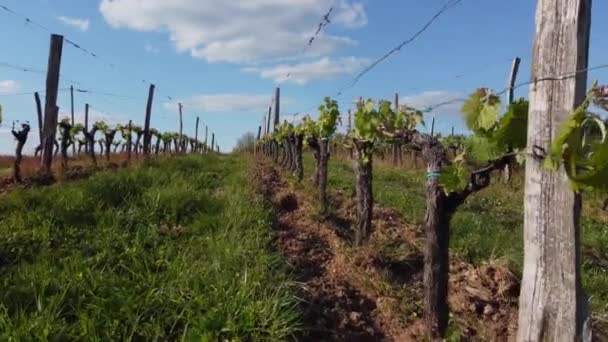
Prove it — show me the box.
[303,153,608,319]
[0,155,299,341]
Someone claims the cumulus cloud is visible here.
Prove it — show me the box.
[99,0,367,63]
[0,80,19,94]
[163,94,277,113]
[57,16,91,31]
[401,91,464,113]
[244,56,370,85]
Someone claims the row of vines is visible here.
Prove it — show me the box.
[1,106,217,183]
[257,83,608,339]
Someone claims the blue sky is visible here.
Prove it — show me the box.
[0,0,607,154]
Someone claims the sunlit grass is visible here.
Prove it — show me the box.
[0,154,300,340]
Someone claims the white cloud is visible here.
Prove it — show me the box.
[57,16,91,31]
[401,91,464,113]
[163,94,276,113]
[244,56,370,85]
[99,0,366,63]
[0,80,19,94]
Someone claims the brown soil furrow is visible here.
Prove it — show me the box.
[256,160,520,341]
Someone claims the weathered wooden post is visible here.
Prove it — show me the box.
[430,117,435,137]
[40,34,64,175]
[272,88,280,162]
[70,85,75,156]
[127,120,133,162]
[211,133,215,153]
[195,116,200,152]
[34,92,43,155]
[204,126,208,153]
[84,103,89,153]
[178,102,184,153]
[503,57,521,183]
[143,83,155,156]
[517,0,591,341]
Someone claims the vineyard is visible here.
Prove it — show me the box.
[1,0,608,341]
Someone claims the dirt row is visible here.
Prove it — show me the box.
[255,160,520,341]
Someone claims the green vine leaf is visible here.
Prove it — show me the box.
[461,88,501,137]
[493,98,529,151]
[440,152,468,194]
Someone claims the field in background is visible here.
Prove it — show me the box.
[0,154,299,340]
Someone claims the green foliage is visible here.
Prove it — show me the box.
[274,121,294,141]
[317,97,340,138]
[353,99,383,141]
[439,152,469,193]
[93,121,109,133]
[234,132,256,153]
[461,88,529,163]
[546,83,608,192]
[300,115,318,140]
[464,135,502,162]
[493,99,529,151]
[461,88,501,137]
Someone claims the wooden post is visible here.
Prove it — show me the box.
[40,34,64,175]
[211,133,215,152]
[266,106,272,136]
[451,126,454,137]
[127,120,132,161]
[394,92,399,109]
[257,125,262,141]
[34,92,43,145]
[143,83,155,156]
[70,85,75,156]
[430,117,435,137]
[84,103,89,153]
[503,57,522,183]
[507,57,522,104]
[178,102,184,153]
[273,87,280,130]
[204,126,208,152]
[517,0,591,341]
[195,116,200,149]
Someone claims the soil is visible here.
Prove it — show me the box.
[256,159,520,341]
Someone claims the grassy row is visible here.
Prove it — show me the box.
[303,154,608,318]
[0,155,299,340]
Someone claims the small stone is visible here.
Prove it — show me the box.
[483,304,495,316]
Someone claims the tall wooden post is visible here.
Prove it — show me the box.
[503,57,522,183]
[507,57,522,104]
[518,1,591,341]
[273,87,280,130]
[70,85,75,155]
[394,92,399,109]
[211,133,215,152]
[195,116,200,151]
[266,106,272,136]
[257,125,262,141]
[178,102,184,153]
[430,117,435,137]
[143,83,155,156]
[34,92,43,145]
[40,34,64,175]
[127,120,132,162]
[204,126,208,152]
[85,103,89,153]
[451,126,454,137]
